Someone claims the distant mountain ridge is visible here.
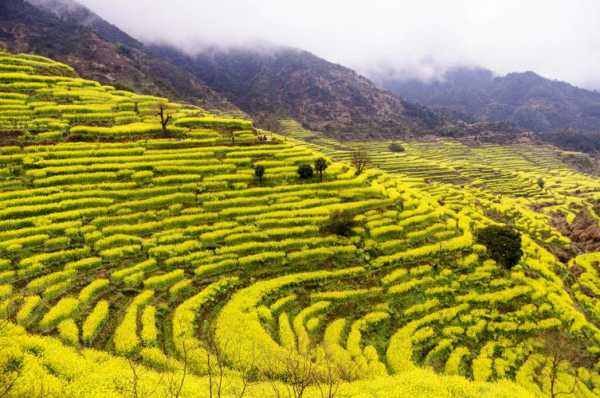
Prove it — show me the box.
[9,0,600,149]
[378,66,600,135]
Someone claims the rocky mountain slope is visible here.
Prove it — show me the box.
[151,45,444,138]
[1,0,446,139]
[0,0,240,112]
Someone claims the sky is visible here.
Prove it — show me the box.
[77,0,600,88]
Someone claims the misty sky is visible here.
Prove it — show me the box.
[78,0,600,89]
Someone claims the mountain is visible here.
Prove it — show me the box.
[2,0,446,139]
[378,66,600,135]
[0,0,239,112]
[26,0,140,49]
[150,45,443,138]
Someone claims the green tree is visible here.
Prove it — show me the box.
[389,142,405,153]
[297,164,314,179]
[314,158,328,182]
[254,165,265,184]
[476,225,523,269]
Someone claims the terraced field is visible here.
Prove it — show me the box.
[0,53,598,397]
[281,120,600,254]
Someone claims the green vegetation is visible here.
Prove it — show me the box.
[297,163,314,179]
[389,142,405,153]
[0,52,598,398]
[254,164,266,183]
[476,225,523,269]
[315,157,328,181]
[320,210,359,237]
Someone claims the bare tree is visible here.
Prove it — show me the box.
[316,348,359,398]
[114,357,163,398]
[270,347,357,398]
[269,349,318,398]
[225,336,259,398]
[203,332,258,398]
[167,340,189,398]
[541,330,593,398]
[315,358,342,398]
[286,353,316,398]
[351,150,370,176]
[235,367,255,398]
[115,358,141,398]
[156,104,173,134]
[204,332,229,398]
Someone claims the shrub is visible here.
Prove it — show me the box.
[254,165,265,183]
[297,164,314,179]
[320,210,359,237]
[476,225,523,269]
[537,177,545,189]
[389,142,405,152]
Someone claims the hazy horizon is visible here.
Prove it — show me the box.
[75,0,600,89]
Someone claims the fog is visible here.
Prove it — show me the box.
[76,0,600,88]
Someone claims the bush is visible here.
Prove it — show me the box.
[297,164,314,179]
[254,165,265,183]
[389,142,406,153]
[320,210,359,237]
[476,225,523,269]
[537,177,545,189]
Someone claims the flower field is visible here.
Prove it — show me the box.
[0,52,598,397]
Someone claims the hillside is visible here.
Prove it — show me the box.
[0,0,240,113]
[0,51,599,397]
[281,119,600,258]
[150,44,443,139]
[2,0,448,140]
[378,67,600,146]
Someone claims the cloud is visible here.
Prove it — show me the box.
[76,0,600,89]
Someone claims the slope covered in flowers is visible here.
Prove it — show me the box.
[0,53,598,397]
